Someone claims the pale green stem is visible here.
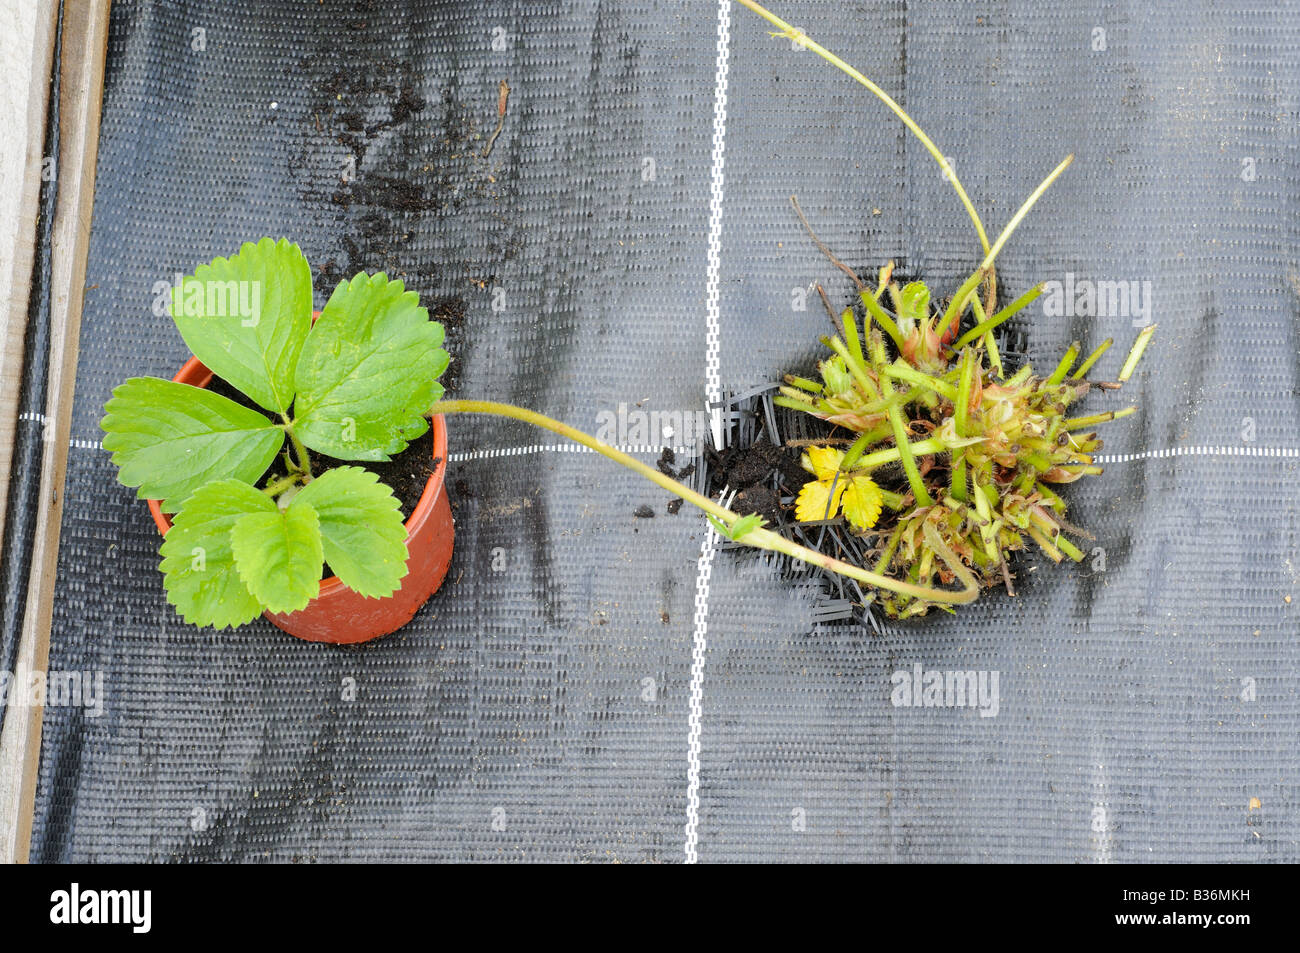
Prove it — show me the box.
[859,290,907,352]
[954,348,975,436]
[841,307,866,364]
[1004,364,1034,388]
[982,154,1075,269]
[288,428,314,479]
[968,296,1004,378]
[883,362,959,402]
[1071,338,1112,380]
[935,154,1075,341]
[262,473,300,497]
[854,435,948,469]
[824,335,879,401]
[732,0,992,257]
[429,399,978,604]
[1045,341,1080,387]
[1118,324,1157,382]
[952,284,1044,351]
[279,416,314,479]
[1064,407,1135,430]
[886,404,933,507]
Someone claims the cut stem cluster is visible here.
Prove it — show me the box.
[777,270,1154,616]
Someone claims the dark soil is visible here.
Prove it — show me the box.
[655,447,697,517]
[331,174,432,213]
[732,483,783,524]
[205,376,436,521]
[389,84,427,125]
[704,436,810,524]
[656,447,695,481]
[429,296,465,394]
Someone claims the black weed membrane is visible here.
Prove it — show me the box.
[15,0,1300,863]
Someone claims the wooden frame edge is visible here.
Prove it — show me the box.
[0,0,112,865]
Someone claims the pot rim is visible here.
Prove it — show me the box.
[145,354,448,597]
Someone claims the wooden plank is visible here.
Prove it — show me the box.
[0,0,112,865]
[0,0,58,545]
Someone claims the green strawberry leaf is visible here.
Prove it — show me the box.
[170,237,312,415]
[292,272,448,461]
[101,377,284,512]
[294,466,409,598]
[158,479,276,629]
[229,497,324,615]
[707,512,767,542]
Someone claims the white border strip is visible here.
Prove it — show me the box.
[1095,446,1300,463]
[448,443,695,462]
[57,433,698,460]
[685,0,733,866]
[703,0,731,453]
[684,525,719,865]
[67,422,1300,467]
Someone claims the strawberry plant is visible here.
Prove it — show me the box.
[101,238,449,628]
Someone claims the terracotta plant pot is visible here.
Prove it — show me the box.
[147,323,455,644]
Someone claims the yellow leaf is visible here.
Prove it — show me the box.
[801,445,844,481]
[795,477,845,523]
[841,476,883,530]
